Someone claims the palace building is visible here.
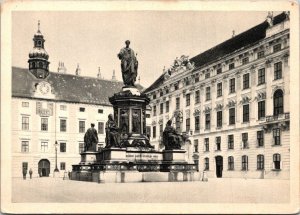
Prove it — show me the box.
[144,12,290,179]
[12,23,142,178]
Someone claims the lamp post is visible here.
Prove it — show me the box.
[53,141,59,177]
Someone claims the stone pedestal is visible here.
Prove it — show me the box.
[101,148,127,163]
[80,151,98,164]
[163,149,187,163]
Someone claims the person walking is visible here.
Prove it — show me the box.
[22,168,27,180]
[29,168,33,179]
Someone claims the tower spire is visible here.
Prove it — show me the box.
[112,69,116,80]
[38,20,41,33]
[97,67,101,79]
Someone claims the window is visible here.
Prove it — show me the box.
[79,121,85,133]
[257,155,264,170]
[273,89,284,115]
[229,78,235,93]
[204,158,209,170]
[229,108,235,125]
[79,142,84,153]
[41,118,48,131]
[195,76,199,83]
[205,72,210,79]
[195,90,200,104]
[217,83,222,97]
[242,57,249,65]
[166,89,169,94]
[186,118,190,132]
[21,141,29,152]
[146,126,151,138]
[242,133,248,149]
[174,85,179,90]
[160,91,163,97]
[257,51,265,59]
[257,131,264,147]
[206,87,211,101]
[217,68,222,74]
[243,104,250,123]
[241,155,248,171]
[79,107,85,112]
[273,128,281,145]
[216,136,221,151]
[228,156,234,170]
[228,135,234,149]
[204,138,209,151]
[273,153,281,170]
[60,162,66,171]
[175,117,181,132]
[243,73,250,89]
[146,114,151,118]
[159,123,163,138]
[217,111,222,127]
[194,139,199,153]
[60,119,67,132]
[205,113,211,130]
[160,103,163,114]
[229,63,235,70]
[22,162,28,171]
[195,116,200,132]
[22,102,29,107]
[258,101,266,119]
[186,94,190,106]
[185,79,190,86]
[22,116,29,130]
[60,105,67,111]
[273,43,281,53]
[258,68,265,85]
[153,105,157,116]
[274,62,282,80]
[98,122,104,134]
[152,126,156,138]
[153,94,156,99]
[60,142,66,152]
[166,101,169,113]
[176,97,180,110]
[41,142,48,152]
[98,109,103,114]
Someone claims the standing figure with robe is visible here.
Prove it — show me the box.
[84,123,98,152]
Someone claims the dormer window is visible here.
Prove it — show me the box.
[229,63,235,70]
[242,57,249,65]
[79,107,85,112]
[205,72,210,79]
[273,44,282,53]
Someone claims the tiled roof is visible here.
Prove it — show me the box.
[12,67,144,106]
[144,12,288,94]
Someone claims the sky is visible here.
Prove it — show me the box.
[12,11,280,88]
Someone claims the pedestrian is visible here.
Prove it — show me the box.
[29,168,33,179]
[22,168,27,180]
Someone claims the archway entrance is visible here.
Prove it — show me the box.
[38,159,50,177]
[215,156,223,178]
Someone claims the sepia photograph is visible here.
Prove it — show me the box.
[1,0,299,214]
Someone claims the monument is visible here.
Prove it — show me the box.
[71,41,198,183]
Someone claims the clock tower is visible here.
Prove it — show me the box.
[28,21,50,79]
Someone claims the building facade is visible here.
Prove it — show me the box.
[11,24,140,178]
[144,12,290,179]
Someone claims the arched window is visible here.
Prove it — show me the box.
[257,154,264,170]
[273,153,281,170]
[273,90,284,116]
[39,62,43,68]
[32,62,35,68]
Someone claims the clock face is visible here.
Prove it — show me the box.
[39,82,50,95]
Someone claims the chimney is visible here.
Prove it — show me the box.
[58,61,67,73]
[97,67,101,79]
[232,30,235,38]
[112,70,116,80]
[75,63,81,76]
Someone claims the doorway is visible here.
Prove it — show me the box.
[38,159,50,177]
[215,156,223,178]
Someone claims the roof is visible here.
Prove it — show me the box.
[143,12,288,94]
[12,67,144,106]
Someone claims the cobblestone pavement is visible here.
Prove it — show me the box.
[12,177,289,203]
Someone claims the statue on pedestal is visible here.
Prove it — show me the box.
[163,120,183,150]
[105,114,121,148]
[84,123,98,152]
[117,40,138,87]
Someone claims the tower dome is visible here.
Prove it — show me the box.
[28,20,50,79]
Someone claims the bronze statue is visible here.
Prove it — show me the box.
[117,40,138,87]
[84,123,98,152]
[105,114,121,148]
[163,120,183,150]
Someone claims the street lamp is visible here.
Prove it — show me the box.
[53,141,59,177]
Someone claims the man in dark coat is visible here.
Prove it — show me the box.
[84,123,98,152]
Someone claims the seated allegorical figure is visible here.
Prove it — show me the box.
[163,120,183,150]
[105,114,121,148]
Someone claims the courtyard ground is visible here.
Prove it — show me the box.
[11,177,289,203]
